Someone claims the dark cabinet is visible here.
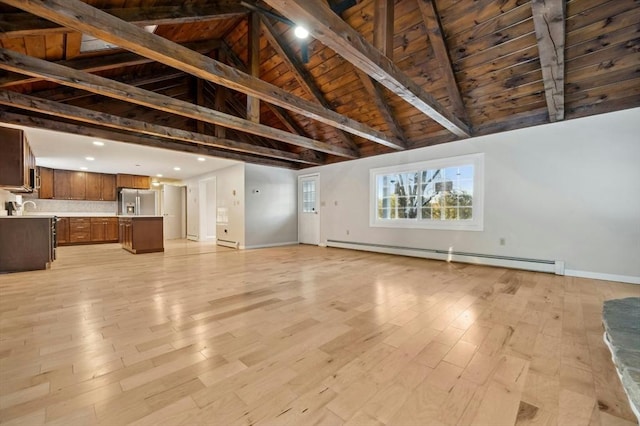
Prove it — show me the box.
[53,169,72,199]
[119,216,163,254]
[0,127,36,193]
[70,171,86,200]
[90,217,118,242]
[38,167,54,199]
[69,217,90,243]
[117,174,150,190]
[57,217,70,245]
[85,173,117,201]
[0,217,55,272]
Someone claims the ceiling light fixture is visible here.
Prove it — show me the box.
[197,157,206,162]
[294,26,309,39]
[85,156,95,161]
[80,167,88,170]
[156,174,163,177]
[92,141,104,146]
[173,167,181,171]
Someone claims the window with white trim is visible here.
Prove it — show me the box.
[370,153,484,230]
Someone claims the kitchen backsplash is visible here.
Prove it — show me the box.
[22,194,117,214]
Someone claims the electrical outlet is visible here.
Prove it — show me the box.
[499,238,506,246]
[346,230,350,235]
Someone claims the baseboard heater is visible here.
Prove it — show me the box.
[217,239,239,249]
[326,240,565,275]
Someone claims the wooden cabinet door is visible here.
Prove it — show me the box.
[102,174,117,201]
[85,173,102,200]
[70,171,86,199]
[134,175,150,189]
[90,219,105,242]
[116,174,134,188]
[53,169,72,199]
[38,167,54,199]
[105,218,119,241]
[56,217,69,245]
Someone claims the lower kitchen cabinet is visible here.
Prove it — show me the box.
[58,216,119,245]
[0,217,55,272]
[119,216,163,254]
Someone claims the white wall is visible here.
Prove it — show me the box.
[299,108,640,281]
[245,164,297,248]
[185,164,245,246]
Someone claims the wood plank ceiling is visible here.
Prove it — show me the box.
[0,0,638,169]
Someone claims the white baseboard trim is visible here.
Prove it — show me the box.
[326,240,564,275]
[217,239,239,249]
[564,269,640,285]
[244,241,299,250]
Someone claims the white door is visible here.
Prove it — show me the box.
[162,185,185,240]
[187,184,199,240]
[298,174,320,245]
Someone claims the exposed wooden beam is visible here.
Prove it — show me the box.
[531,0,566,122]
[373,0,394,60]
[3,0,388,149]
[195,78,206,134]
[260,17,373,152]
[0,48,352,158]
[247,12,261,123]
[0,90,318,165]
[416,0,469,123]
[0,38,222,88]
[0,111,297,169]
[355,70,407,145]
[0,3,248,38]
[262,0,471,138]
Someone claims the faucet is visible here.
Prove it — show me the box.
[21,200,37,213]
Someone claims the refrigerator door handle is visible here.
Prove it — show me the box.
[136,196,140,216]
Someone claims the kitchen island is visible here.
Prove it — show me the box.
[0,216,55,272]
[118,216,164,254]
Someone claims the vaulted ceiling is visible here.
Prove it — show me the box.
[0,0,638,170]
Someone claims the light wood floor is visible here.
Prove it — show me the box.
[1,241,638,425]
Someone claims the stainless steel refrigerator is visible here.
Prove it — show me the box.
[119,189,158,216]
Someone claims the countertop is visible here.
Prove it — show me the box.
[22,212,118,217]
[0,215,55,219]
[117,215,163,218]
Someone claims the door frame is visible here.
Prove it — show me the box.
[298,173,320,246]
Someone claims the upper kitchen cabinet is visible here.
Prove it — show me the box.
[0,127,36,193]
[53,169,86,200]
[86,173,116,201]
[38,167,54,199]
[117,174,150,190]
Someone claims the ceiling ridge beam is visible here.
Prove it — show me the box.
[0,38,223,88]
[0,4,248,38]
[0,90,319,165]
[260,17,374,152]
[531,0,565,122]
[0,111,298,169]
[3,0,389,149]
[0,48,352,158]
[262,0,471,138]
[416,0,470,126]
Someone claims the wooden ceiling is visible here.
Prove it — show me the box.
[0,0,638,170]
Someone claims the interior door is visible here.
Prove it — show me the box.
[298,174,320,245]
[163,184,185,240]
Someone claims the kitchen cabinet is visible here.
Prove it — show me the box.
[86,173,117,201]
[57,217,69,245]
[70,171,86,199]
[119,216,163,254]
[90,217,118,242]
[117,173,150,190]
[69,217,91,243]
[38,167,54,199]
[0,126,36,193]
[53,169,72,199]
[0,217,55,272]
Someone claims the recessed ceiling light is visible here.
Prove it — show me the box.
[85,156,95,161]
[152,182,161,187]
[92,141,104,146]
[294,26,309,39]
[156,174,163,177]
[80,166,88,170]
[197,157,205,162]
[173,167,181,171]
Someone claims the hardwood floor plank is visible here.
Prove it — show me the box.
[0,241,637,425]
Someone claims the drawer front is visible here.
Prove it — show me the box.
[70,218,90,224]
[70,231,91,242]
[70,223,90,231]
